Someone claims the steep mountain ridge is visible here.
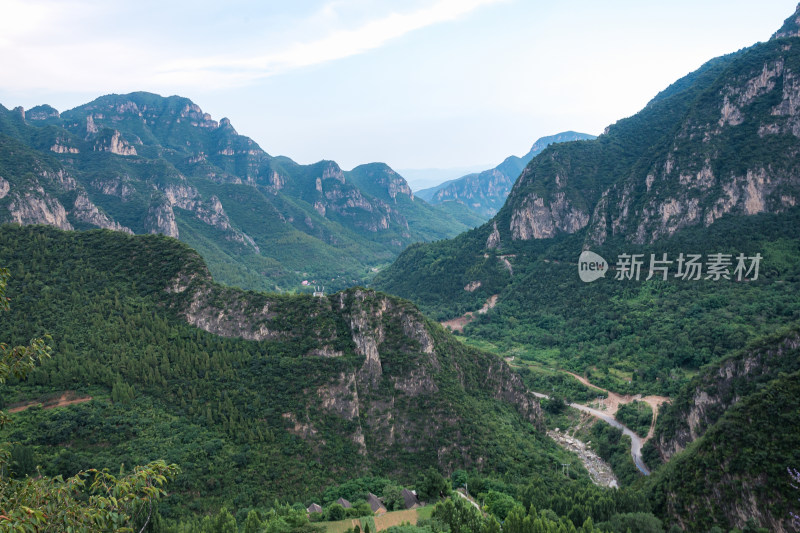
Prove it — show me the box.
[0,92,478,292]
[416,131,595,220]
[646,326,800,463]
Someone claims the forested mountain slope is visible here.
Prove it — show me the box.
[0,224,583,517]
[374,17,800,396]
[0,92,477,293]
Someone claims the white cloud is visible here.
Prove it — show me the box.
[0,0,505,94]
[156,0,506,86]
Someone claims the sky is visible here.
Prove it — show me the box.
[0,0,796,184]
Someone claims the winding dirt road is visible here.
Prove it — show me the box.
[533,373,670,476]
[564,372,669,441]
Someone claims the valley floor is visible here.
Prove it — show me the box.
[516,362,670,478]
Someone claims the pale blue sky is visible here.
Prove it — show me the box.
[0,0,795,172]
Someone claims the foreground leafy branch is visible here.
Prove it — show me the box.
[0,266,180,531]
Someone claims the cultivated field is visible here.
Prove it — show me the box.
[322,506,434,533]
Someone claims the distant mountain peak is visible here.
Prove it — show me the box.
[772,3,800,39]
[26,104,60,121]
[416,131,595,220]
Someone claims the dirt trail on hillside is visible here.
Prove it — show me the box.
[441,294,498,332]
[7,392,92,413]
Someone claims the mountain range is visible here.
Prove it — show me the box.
[416,131,595,220]
[0,93,484,293]
[375,12,800,370]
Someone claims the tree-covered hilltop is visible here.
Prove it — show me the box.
[627,325,800,531]
[0,91,480,294]
[646,362,800,531]
[0,224,585,519]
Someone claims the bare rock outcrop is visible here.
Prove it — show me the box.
[7,186,72,230]
[510,193,589,240]
[145,201,179,238]
[93,130,137,156]
[486,221,501,249]
[71,191,132,234]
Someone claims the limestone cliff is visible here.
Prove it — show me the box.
[145,200,179,238]
[71,191,133,234]
[0,92,497,292]
[7,186,72,230]
[314,161,405,233]
[93,130,137,156]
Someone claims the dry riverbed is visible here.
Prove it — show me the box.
[547,428,619,488]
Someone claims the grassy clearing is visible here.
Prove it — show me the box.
[452,335,500,354]
[416,505,434,520]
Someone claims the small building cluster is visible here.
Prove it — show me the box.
[306,489,423,517]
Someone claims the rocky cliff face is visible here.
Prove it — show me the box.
[313,161,406,233]
[168,269,544,470]
[350,164,414,202]
[509,192,589,239]
[0,133,139,234]
[93,130,137,156]
[72,191,133,234]
[586,45,800,245]
[145,200,179,238]
[0,92,499,292]
[7,186,73,230]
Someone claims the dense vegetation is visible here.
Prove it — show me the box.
[0,264,181,531]
[647,370,800,532]
[645,325,800,465]
[614,402,652,438]
[0,224,593,524]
